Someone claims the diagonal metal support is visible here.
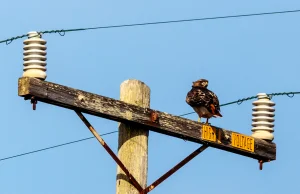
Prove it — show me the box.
[75,109,208,194]
[142,145,208,194]
[75,110,144,193]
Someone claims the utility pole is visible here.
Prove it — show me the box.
[116,80,150,194]
[18,77,277,193]
[17,31,277,194]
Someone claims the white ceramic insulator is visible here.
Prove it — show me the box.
[22,31,47,80]
[251,93,275,141]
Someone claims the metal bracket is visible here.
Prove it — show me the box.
[142,145,208,194]
[75,110,208,194]
[75,110,143,193]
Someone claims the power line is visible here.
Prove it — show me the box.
[1,91,299,162]
[179,91,300,117]
[0,131,118,162]
[1,9,300,45]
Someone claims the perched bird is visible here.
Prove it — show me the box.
[186,79,222,124]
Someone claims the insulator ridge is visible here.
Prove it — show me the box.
[22,31,47,80]
[251,93,275,141]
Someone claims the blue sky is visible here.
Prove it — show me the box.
[1,1,300,194]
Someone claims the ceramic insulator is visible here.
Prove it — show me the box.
[22,31,47,80]
[251,93,275,141]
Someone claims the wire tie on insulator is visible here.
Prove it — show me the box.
[267,94,273,100]
[37,32,43,38]
[37,32,45,38]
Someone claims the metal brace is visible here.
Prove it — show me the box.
[75,110,208,194]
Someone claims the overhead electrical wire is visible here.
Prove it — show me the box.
[0,91,299,162]
[179,91,300,117]
[1,9,300,45]
[0,131,118,162]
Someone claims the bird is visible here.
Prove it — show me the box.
[186,79,222,125]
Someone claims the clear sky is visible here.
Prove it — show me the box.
[1,1,300,194]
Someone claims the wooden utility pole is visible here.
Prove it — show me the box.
[17,32,277,193]
[116,80,150,194]
[18,77,277,192]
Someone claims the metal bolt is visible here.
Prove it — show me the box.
[150,111,159,123]
[30,96,37,110]
[259,160,263,170]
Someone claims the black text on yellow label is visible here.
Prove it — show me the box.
[231,132,254,152]
[201,125,217,142]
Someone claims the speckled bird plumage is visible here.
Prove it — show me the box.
[186,79,222,123]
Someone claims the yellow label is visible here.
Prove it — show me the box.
[201,125,216,142]
[231,132,255,152]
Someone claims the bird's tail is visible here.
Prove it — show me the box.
[210,104,222,117]
[214,111,223,117]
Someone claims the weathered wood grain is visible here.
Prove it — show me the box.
[18,77,276,161]
[116,80,150,194]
